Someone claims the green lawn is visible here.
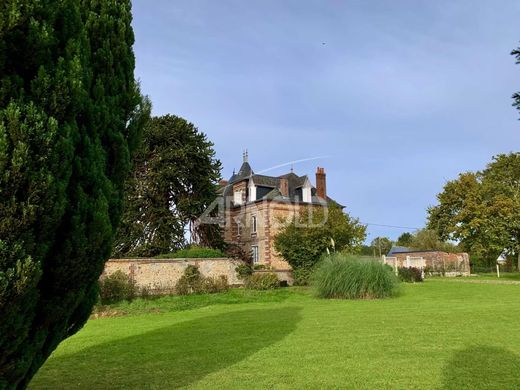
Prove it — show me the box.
[30,280,520,389]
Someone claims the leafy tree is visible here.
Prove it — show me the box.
[274,202,366,270]
[370,237,393,257]
[408,229,459,252]
[0,1,148,387]
[113,115,222,257]
[427,153,520,266]
[396,232,414,247]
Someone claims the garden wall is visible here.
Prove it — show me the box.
[388,251,471,276]
[103,258,244,294]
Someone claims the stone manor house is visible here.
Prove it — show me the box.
[218,153,337,270]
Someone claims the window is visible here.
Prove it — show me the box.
[251,215,257,234]
[251,245,259,264]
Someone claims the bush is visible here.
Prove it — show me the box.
[293,267,313,286]
[313,254,399,299]
[235,263,253,280]
[99,271,137,304]
[175,265,229,295]
[200,275,229,293]
[156,245,225,259]
[175,265,202,295]
[245,273,280,290]
[398,267,424,283]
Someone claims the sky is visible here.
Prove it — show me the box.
[131,0,520,243]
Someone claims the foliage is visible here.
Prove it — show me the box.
[313,254,399,299]
[428,153,520,266]
[397,267,423,283]
[396,232,414,247]
[408,229,459,252]
[235,263,253,280]
[292,267,314,286]
[225,243,254,266]
[155,245,225,259]
[114,115,222,257]
[98,271,137,305]
[274,202,366,270]
[0,1,148,386]
[175,265,203,295]
[370,237,394,256]
[244,273,280,290]
[175,265,228,295]
[199,276,229,294]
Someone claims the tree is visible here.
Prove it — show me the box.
[427,153,520,266]
[274,202,366,270]
[370,237,393,257]
[0,1,148,387]
[408,229,459,252]
[113,115,222,257]
[396,232,414,247]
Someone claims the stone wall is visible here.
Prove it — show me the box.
[103,258,244,294]
[389,251,470,276]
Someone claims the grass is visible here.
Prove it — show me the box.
[30,280,520,389]
[471,272,520,281]
[314,254,399,299]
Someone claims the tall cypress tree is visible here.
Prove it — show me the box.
[0,1,149,387]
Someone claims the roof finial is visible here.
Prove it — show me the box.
[243,149,248,163]
[290,164,294,173]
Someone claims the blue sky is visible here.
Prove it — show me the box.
[131,0,520,243]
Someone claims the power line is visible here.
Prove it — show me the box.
[360,222,421,230]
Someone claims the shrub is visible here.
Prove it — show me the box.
[176,265,229,295]
[293,267,313,286]
[313,254,399,299]
[235,263,253,280]
[156,245,225,259]
[398,267,424,283]
[175,265,202,295]
[200,276,229,293]
[99,271,137,305]
[245,273,280,290]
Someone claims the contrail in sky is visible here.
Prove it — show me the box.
[256,155,331,174]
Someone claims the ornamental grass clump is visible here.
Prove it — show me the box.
[313,254,399,299]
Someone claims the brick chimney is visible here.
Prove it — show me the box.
[316,167,327,199]
[279,177,289,197]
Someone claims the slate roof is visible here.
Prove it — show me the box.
[218,161,342,207]
[387,246,411,256]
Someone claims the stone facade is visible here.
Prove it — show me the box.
[103,258,243,294]
[224,200,324,270]
[220,156,335,271]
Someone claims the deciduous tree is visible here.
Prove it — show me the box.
[274,202,366,270]
[428,153,520,266]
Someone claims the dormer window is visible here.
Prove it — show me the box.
[234,189,244,205]
[302,177,312,203]
[248,179,257,202]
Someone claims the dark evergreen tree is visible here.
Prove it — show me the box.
[113,115,222,257]
[0,1,149,387]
